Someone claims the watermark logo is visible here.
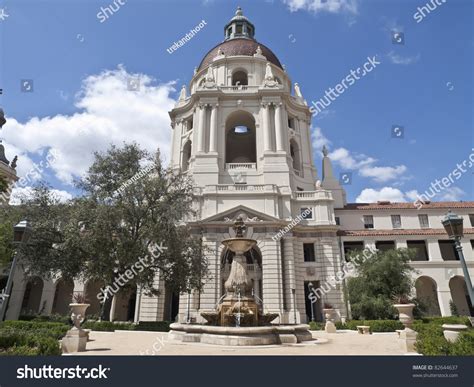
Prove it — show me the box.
[392,31,405,45]
[139,335,166,355]
[21,80,33,93]
[309,56,381,117]
[339,172,352,185]
[0,7,9,21]
[391,125,404,139]
[127,76,140,91]
[272,208,312,241]
[167,20,207,54]
[97,0,126,23]
[414,0,447,24]
[97,242,167,303]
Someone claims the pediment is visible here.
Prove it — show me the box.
[202,205,279,224]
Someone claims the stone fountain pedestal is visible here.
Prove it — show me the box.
[168,217,313,346]
[169,323,313,346]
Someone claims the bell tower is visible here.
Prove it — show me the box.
[169,7,319,216]
[0,108,18,204]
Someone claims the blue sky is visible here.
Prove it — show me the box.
[0,0,472,203]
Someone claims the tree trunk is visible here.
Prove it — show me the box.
[99,284,114,321]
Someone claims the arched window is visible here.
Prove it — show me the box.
[225,111,256,164]
[290,139,301,172]
[232,70,248,86]
[182,140,192,171]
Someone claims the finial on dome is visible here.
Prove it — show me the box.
[322,145,329,157]
[236,6,243,16]
[179,85,187,101]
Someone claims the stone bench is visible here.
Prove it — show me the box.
[357,325,371,335]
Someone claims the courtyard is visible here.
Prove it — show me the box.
[72,329,409,356]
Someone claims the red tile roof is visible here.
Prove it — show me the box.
[338,228,474,237]
[339,201,474,210]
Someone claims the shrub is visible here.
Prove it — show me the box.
[414,321,474,355]
[136,321,171,332]
[308,321,324,331]
[82,321,136,332]
[343,320,404,332]
[418,316,471,326]
[19,314,71,324]
[0,321,69,340]
[0,330,61,356]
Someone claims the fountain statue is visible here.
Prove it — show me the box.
[201,216,278,327]
[168,217,313,346]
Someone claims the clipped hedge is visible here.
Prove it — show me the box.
[308,321,324,331]
[82,321,136,332]
[417,316,471,326]
[0,330,61,356]
[0,321,69,340]
[340,320,404,332]
[414,321,474,355]
[136,321,171,332]
[82,320,171,332]
[19,314,71,325]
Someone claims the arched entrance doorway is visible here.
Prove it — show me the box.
[449,276,473,316]
[52,278,74,315]
[21,277,44,315]
[415,276,441,316]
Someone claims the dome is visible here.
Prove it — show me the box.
[198,39,283,72]
[197,7,283,72]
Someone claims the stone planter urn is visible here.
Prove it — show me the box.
[442,324,468,343]
[323,308,337,333]
[394,303,417,352]
[394,303,415,328]
[61,303,90,353]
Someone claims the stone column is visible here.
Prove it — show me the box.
[209,103,218,152]
[196,104,206,153]
[437,289,452,316]
[275,103,285,151]
[282,236,299,323]
[262,103,272,152]
[261,239,284,320]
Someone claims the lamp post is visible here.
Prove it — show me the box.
[186,280,191,324]
[0,220,31,321]
[441,211,474,307]
[308,282,315,322]
[291,288,297,324]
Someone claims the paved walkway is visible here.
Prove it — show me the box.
[71,330,409,356]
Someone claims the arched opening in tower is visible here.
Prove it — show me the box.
[290,139,301,172]
[182,140,192,171]
[225,110,256,164]
[232,70,248,86]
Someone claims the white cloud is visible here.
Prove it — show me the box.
[2,66,176,187]
[311,126,331,154]
[312,127,408,184]
[359,165,407,183]
[356,187,407,203]
[438,187,466,201]
[9,186,73,205]
[283,0,358,15]
[387,51,420,65]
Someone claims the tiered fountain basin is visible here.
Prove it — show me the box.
[168,217,313,346]
[169,323,313,346]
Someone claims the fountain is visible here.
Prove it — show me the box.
[169,217,313,346]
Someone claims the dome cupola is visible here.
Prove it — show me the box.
[224,6,255,41]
